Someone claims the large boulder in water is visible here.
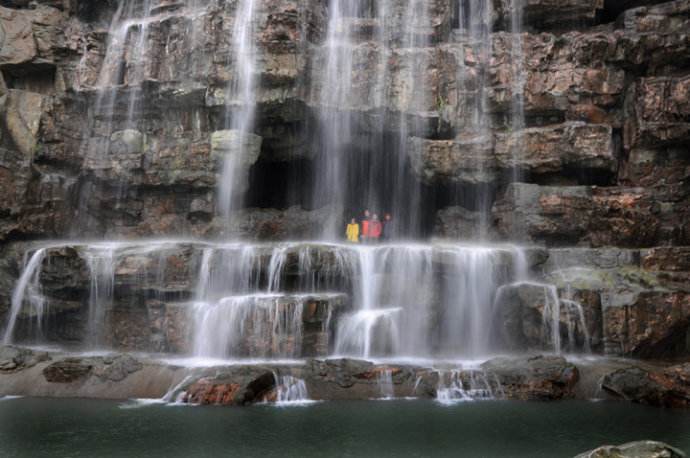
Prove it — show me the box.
[601,363,690,408]
[42,358,94,383]
[574,440,686,458]
[177,369,277,406]
[481,355,580,400]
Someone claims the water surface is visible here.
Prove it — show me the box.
[1,398,689,457]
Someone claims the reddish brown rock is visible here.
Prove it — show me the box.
[493,183,690,247]
[625,76,690,150]
[603,291,690,358]
[619,147,690,187]
[183,379,242,405]
[642,247,690,272]
[43,358,93,383]
[602,363,690,408]
[408,122,615,185]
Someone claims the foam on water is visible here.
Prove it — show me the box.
[118,398,168,409]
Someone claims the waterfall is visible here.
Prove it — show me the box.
[75,1,155,230]
[436,370,472,404]
[508,280,591,354]
[3,241,539,359]
[162,374,196,403]
[562,299,592,354]
[274,374,312,405]
[453,0,494,237]
[553,268,593,354]
[439,247,505,356]
[335,308,401,358]
[123,0,154,126]
[334,244,434,358]
[509,0,526,123]
[189,242,361,359]
[376,368,395,399]
[218,0,260,219]
[508,0,526,185]
[0,0,617,372]
[84,246,117,347]
[311,0,355,237]
[435,367,496,404]
[192,294,303,359]
[393,0,431,237]
[2,249,48,344]
[311,0,435,239]
[73,0,213,232]
[334,244,519,358]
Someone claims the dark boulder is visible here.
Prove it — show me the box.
[575,440,686,458]
[42,358,93,383]
[601,363,690,408]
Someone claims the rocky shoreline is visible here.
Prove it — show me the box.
[1,345,687,408]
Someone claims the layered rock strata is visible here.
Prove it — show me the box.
[0,0,688,363]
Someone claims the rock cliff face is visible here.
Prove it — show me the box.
[0,0,688,361]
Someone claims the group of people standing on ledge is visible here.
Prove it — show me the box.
[346,210,393,243]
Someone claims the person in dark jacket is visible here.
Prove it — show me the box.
[361,209,371,242]
[382,213,393,241]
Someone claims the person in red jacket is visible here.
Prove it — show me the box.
[369,214,382,241]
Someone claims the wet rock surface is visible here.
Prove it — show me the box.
[0,346,50,372]
[481,355,580,400]
[1,345,688,409]
[0,346,603,404]
[0,0,686,244]
[575,440,686,458]
[601,363,690,408]
[43,358,94,383]
[0,0,688,388]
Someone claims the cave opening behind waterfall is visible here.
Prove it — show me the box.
[247,117,484,240]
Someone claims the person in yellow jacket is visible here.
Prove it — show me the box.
[346,218,360,243]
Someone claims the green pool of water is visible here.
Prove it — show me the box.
[1,397,689,457]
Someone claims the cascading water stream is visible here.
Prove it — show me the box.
[393,0,431,237]
[190,243,355,359]
[453,0,494,237]
[218,0,260,220]
[507,0,527,230]
[497,280,591,354]
[334,245,525,358]
[84,246,117,347]
[74,0,212,232]
[376,368,395,399]
[311,0,437,239]
[2,249,48,345]
[435,366,498,404]
[310,0,356,237]
[273,374,312,405]
[192,294,293,358]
